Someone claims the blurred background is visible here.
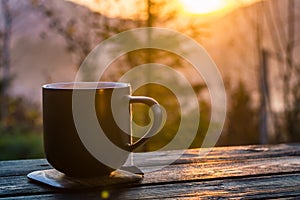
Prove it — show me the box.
[0,0,299,160]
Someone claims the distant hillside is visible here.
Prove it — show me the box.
[1,0,133,102]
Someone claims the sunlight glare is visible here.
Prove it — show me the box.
[179,0,230,15]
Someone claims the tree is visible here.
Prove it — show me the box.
[219,81,259,146]
[0,0,13,121]
[33,0,132,68]
[261,0,300,142]
[123,0,210,150]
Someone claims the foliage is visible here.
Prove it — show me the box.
[129,83,211,152]
[101,48,210,151]
[0,132,43,161]
[131,84,181,151]
[0,94,43,161]
[218,81,259,146]
[0,0,44,161]
[258,0,300,143]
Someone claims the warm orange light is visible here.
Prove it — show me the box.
[179,0,230,15]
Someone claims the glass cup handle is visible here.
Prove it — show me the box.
[126,95,163,151]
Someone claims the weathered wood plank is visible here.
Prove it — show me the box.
[1,174,300,199]
[1,144,300,199]
[1,144,299,177]
[0,159,50,177]
[140,155,300,184]
[128,143,300,167]
[0,155,299,196]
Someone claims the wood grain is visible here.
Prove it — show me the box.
[1,174,300,199]
[1,144,300,199]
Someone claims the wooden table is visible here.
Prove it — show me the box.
[1,144,300,199]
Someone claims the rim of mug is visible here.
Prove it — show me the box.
[42,82,130,90]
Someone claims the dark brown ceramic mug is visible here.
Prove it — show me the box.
[42,82,162,177]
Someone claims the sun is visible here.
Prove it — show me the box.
[179,0,230,15]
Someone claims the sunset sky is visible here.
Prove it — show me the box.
[69,0,260,19]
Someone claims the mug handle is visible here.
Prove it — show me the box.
[126,96,163,151]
